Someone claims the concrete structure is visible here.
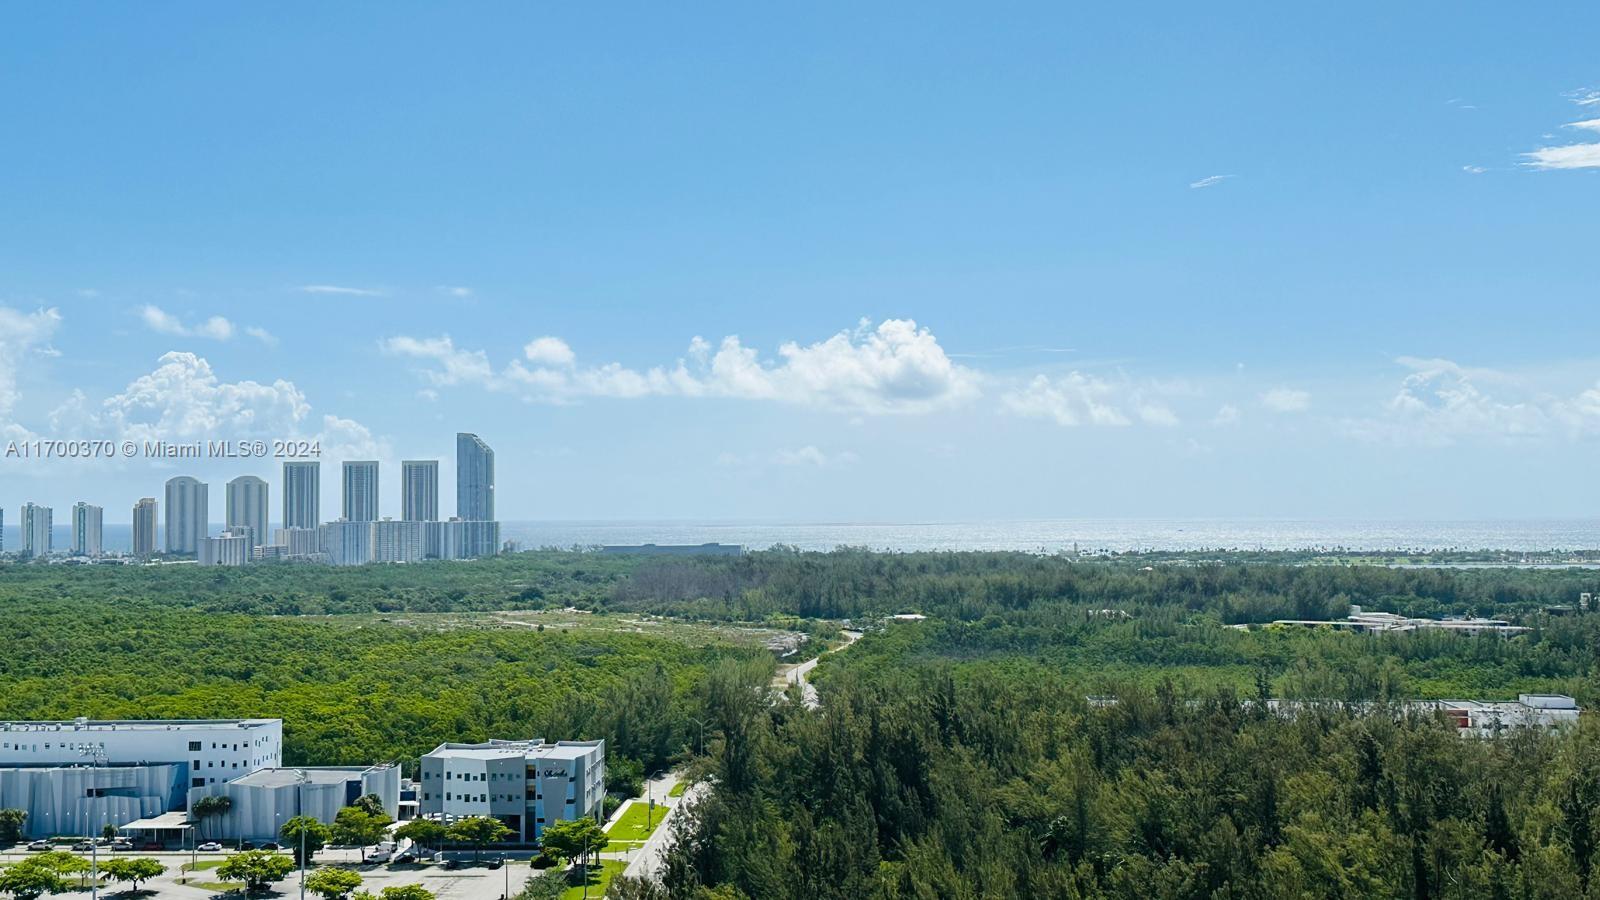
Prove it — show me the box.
[1269,608,1531,637]
[196,764,402,843]
[417,739,604,842]
[425,519,501,560]
[0,718,282,837]
[402,460,439,522]
[132,498,157,558]
[274,526,322,558]
[70,502,103,557]
[374,519,425,563]
[164,476,208,555]
[342,460,380,522]
[21,502,51,558]
[282,461,320,530]
[320,519,375,566]
[225,475,269,550]
[455,433,494,521]
[200,531,252,567]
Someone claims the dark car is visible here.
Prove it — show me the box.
[261,842,281,851]
[443,858,461,870]
[239,841,255,851]
[392,851,418,865]
[486,857,503,870]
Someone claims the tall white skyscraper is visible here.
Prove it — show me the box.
[282,461,320,529]
[164,475,208,555]
[342,461,380,521]
[21,503,52,558]
[71,502,103,557]
[132,497,157,557]
[401,460,439,521]
[456,433,494,521]
[226,475,270,548]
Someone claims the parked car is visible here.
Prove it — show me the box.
[238,841,254,851]
[71,840,94,852]
[391,851,418,865]
[110,841,135,852]
[442,858,461,870]
[197,841,223,852]
[485,857,503,870]
[365,849,392,864]
[26,840,52,851]
[261,842,281,851]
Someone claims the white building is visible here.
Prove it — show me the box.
[281,461,320,530]
[274,527,322,558]
[164,476,208,555]
[226,475,269,550]
[320,519,375,566]
[342,461,380,522]
[196,764,402,843]
[374,519,425,563]
[426,519,501,560]
[417,739,604,842]
[21,502,52,558]
[200,531,252,567]
[402,460,439,522]
[0,718,283,837]
[455,433,494,521]
[132,498,158,558]
[71,502,103,557]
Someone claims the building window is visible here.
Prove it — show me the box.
[192,778,205,788]
[189,741,202,752]
[192,761,200,771]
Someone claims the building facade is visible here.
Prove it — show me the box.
[195,764,401,843]
[164,476,208,555]
[200,531,252,567]
[282,461,321,530]
[320,519,375,566]
[273,527,322,558]
[455,433,494,521]
[21,503,52,558]
[71,502,103,557]
[225,475,269,550]
[342,461,380,522]
[132,498,158,558]
[417,739,605,843]
[401,460,439,522]
[374,519,425,563]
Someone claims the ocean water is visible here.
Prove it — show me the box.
[9,519,1600,556]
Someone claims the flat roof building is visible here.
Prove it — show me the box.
[418,739,604,843]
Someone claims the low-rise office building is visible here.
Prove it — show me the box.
[417,739,605,842]
[194,764,402,843]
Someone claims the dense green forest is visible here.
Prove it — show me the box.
[9,549,1600,897]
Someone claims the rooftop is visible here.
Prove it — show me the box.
[229,765,394,787]
[0,717,280,733]
[425,739,604,761]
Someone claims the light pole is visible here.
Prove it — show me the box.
[687,718,710,757]
[295,769,310,900]
[78,746,107,900]
[645,770,665,830]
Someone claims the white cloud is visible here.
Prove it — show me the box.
[771,445,859,467]
[52,351,310,443]
[1523,97,1600,170]
[523,336,576,368]
[140,305,235,340]
[1189,174,1235,189]
[1211,404,1241,426]
[0,305,62,422]
[246,326,278,347]
[1260,387,1311,413]
[384,318,980,415]
[1347,357,1600,446]
[299,285,385,297]
[436,286,473,298]
[1000,373,1131,427]
[1462,165,1487,174]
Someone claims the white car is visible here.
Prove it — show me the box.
[197,842,223,852]
[364,850,392,864]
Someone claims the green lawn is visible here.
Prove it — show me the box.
[605,802,665,843]
[667,781,687,798]
[561,861,625,900]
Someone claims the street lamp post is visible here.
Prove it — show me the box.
[645,770,665,830]
[78,746,108,900]
[295,769,310,900]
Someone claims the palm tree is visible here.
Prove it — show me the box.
[192,796,233,840]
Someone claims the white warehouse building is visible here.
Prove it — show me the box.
[195,764,402,843]
[418,739,605,843]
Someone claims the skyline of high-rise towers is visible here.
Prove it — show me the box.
[132,497,157,557]
[226,475,269,548]
[457,432,494,522]
[282,461,320,530]
[71,501,103,557]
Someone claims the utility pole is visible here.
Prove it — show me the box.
[295,769,310,900]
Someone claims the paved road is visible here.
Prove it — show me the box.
[773,629,862,709]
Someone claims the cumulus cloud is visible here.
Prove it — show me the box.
[1212,404,1241,426]
[140,305,235,340]
[1347,357,1600,445]
[382,318,980,415]
[246,326,278,347]
[0,306,62,429]
[999,371,1184,428]
[1260,387,1311,413]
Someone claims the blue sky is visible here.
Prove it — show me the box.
[2,3,1599,523]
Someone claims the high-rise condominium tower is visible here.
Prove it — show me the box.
[342,460,380,522]
[456,433,494,521]
[21,503,52,558]
[282,461,320,529]
[401,460,439,521]
[71,502,103,557]
[164,476,208,555]
[226,475,269,548]
[132,497,157,557]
